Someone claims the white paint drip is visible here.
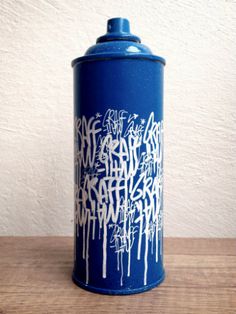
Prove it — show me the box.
[120,251,124,286]
[86,213,90,284]
[103,218,107,278]
[144,223,148,286]
[82,223,85,260]
[127,217,131,277]
[156,222,159,263]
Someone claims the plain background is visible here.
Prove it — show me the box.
[0,0,235,237]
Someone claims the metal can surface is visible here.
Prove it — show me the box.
[72,18,165,295]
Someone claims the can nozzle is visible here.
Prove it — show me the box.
[107,18,130,34]
[96,17,141,43]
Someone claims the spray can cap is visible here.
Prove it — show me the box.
[97,18,141,43]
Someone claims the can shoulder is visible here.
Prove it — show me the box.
[71,41,166,67]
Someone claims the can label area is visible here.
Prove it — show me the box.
[74,108,163,287]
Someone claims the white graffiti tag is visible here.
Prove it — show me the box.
[74,109,163,286]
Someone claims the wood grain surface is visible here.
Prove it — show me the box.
[0,237,235,314]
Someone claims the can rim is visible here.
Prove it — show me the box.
[71,54,166,67]
[72,270,165,295]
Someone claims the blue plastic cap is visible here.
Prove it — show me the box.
[97,18,141,43]
[107,18,130,33]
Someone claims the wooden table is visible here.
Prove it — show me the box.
[0,237,235,314]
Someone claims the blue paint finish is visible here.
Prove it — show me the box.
[72,18,165,295]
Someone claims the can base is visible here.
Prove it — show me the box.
[72,271,165,295]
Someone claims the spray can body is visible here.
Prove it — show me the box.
[72,18,165,295]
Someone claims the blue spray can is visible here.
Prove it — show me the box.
[72,18,165,295]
